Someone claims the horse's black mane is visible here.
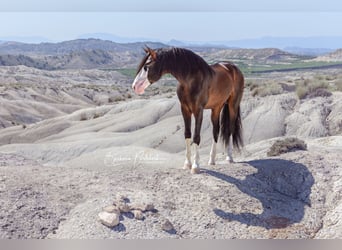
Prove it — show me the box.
[137,47,214,80]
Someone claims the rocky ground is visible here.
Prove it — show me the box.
[0,67,341,239]
[0,137,341,239]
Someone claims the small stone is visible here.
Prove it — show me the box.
[131,203,155,212]
[132,210,144,220]
[161,219,175,233]
[118,202,131,213]
[98,211,120,227]
[103,205,120,214]
[116,194,129,203]
[145,203,155,211]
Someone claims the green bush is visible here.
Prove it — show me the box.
[267,137,307,157]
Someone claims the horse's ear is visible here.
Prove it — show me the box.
[143,45,157,60]
[149,48,157,61]
[143,46,149,54]
[144,46,157,61]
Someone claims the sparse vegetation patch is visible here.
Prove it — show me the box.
[267,137,307,157]
[246,80,285,97]
[295,78,332,99]
[251,82,283,97]
[334,79,342,91]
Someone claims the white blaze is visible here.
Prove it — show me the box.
[132,68,151,95]
[132,57,152,95]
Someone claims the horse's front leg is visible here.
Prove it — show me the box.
[181,105,192,169]
[191,107,203,174]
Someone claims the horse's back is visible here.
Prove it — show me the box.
[210,62,243,89]
[212,62,243,81]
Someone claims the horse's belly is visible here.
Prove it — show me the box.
[204,95,223,109]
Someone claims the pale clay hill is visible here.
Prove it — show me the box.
[0,50,141,70]
[314,49,342,62]
[198,48,310,64]
[0,87,341,238]
[0,65,131,128]
[0,65,175,129]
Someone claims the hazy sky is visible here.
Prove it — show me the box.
[0,0,341,42]
[1,0,342,11]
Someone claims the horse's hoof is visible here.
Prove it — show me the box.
[226,157,234,163]
[183,163,192,170]
[191,167,201,174]
[208,160,215,165]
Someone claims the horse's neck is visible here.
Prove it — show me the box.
[162,59,187,83]
[161,55,176,75]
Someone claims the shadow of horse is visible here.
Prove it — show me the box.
[204,159,314,229]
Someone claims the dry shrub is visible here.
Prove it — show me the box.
[334,79,342,91]
[245,80,256,89]
[325,75,336,81]
[305,88,332,99]
[93,113,101,119]
[295,78,331,99]
[314,75,324,81]
[279,82,296,92]
[267,137,307,157]
[251,82,283,97]
[109,95,125,103]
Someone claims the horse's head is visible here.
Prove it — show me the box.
[132,46,162,95]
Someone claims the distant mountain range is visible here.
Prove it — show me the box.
[78,33,342,56]
[0,39,165,56]
[1,34,342,56]
[0,39,167,69]
[0,38,341,71]
[283,47,334,56]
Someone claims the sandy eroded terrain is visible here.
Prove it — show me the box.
[0,66,341,238]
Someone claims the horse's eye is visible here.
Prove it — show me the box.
[143,65,148,71]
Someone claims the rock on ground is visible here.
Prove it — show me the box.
[98,212,120,227]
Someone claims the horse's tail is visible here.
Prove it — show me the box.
[220,103,243,150]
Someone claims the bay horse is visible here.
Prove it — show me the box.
[132,47,244,174]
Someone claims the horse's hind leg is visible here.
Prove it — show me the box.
[208,108,220,165]
[226,94,242,163]
[181,105,192,169]
[191,107,203,174]
[227,136,234,163]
